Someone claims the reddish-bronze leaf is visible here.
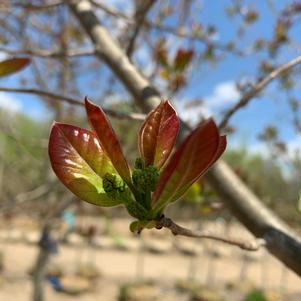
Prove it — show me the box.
[139,101,179,169]
[49,122,122,207]
[0,58,30,77]
[152,119,226,213]
[85,98,132,186]
[173,49,194,72]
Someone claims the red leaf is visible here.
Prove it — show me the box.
[173,49,194,72]
[139,101,179,169]
[0,58,30,77]
[49,122,121,207]
[152,119,226,213]
[85,98,132,187]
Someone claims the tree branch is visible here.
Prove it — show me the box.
[126,0,157,58]
[90,1,244,56]
[10,1,63,11]
[219,55,301,129]
[67,0,301,276]
[156,216,265,251]
[0,47,95,58]
[0,87,145,121]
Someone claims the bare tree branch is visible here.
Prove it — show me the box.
[0,87,145,121]
[66,0,301,276]
[126,0,157,58]
[0,47,95,58]
[9,1,63,11]
[90,1,244,56]
[156,216,266,251]
[0,184,54,213]
[90,0,128,19]
[219,55,301,129]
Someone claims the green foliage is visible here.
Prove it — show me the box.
[244,289,267,301]
[0,110,49,203]
[224,148,301,224]
[224,149,286,201]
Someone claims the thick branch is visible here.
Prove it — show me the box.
[67,0,301,276]
[205,161,301,274]
[219,55,301,129]
[68,0,160,112]
[156,216,265,251]
[0,87,145,121]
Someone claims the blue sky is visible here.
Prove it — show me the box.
[1,0,301,158]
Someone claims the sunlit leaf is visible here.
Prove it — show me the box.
[85,98,132,187]
[0,58,30,77]
[139,101,179,169]
[49,122,122,207]
[152,119,226,213]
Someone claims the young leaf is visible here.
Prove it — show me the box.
[0,58,30,77]
[173,49,194,72]
[138,101,179,169]
[49,122,122,207]
[85,98,132,187]
[152,119,226,213]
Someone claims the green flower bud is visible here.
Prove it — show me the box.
[132,165,159,193]
[103,173,125,198]
[134,158,144,169]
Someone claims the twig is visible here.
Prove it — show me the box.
[90,1,244,56]
[219,54,301,129]
[126,0,157,58]
[155,216,265,251]
[0,47,95,58]
[10,1,63,10]
[90,0,129,20]
[0,87,146,120]
[0,184,54,213]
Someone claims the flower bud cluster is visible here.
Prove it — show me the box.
[103,173,125,199]
[132,159,159,193]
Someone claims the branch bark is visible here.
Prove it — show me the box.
[66,0,301,276]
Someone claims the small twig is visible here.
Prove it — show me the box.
[0,87,146,121]
[219,54,301,129]
[126,0,157,58]
[10,1,63,11]
[90,1,244,56]
[0,47,95,58]
[156,216,266,251]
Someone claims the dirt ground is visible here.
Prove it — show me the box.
[0,217,300,301]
